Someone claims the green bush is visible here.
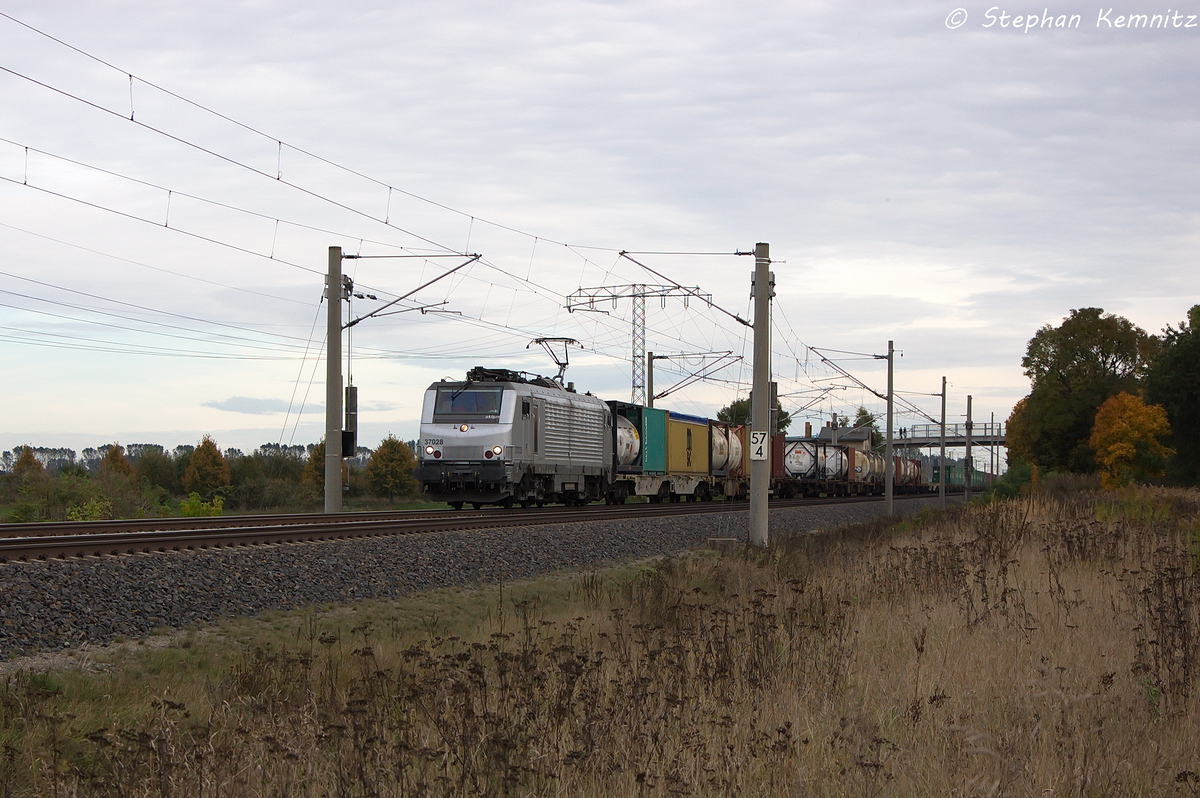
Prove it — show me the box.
[66,496,114,521]
[988,460,1033,500]
[179,492,224,517]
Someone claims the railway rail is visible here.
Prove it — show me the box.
[0,494,928,564]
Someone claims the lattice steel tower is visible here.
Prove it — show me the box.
[566,284,710,404]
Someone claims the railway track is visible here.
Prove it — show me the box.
[0,494,929,564]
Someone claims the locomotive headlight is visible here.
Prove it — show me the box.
[459,424,469,432]
[425,445,435,455]
[492,445,503,455]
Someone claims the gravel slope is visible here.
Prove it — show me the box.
[0,497,941,659]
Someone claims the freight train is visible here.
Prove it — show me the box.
[413,367,942,509]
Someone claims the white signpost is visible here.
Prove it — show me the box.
[749,430,768,461]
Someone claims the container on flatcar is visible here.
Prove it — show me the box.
[666,412,710,475]
[717,425,749,499]
[641,407,668,474]
[607,400,645,474]
[848,448,883,483]
[783,439,821,479]
[771,433,787,480]
[709,420,732,477]
[825,446,848,480]
[727,425,749,478]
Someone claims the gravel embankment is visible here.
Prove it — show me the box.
[0,497,941,660]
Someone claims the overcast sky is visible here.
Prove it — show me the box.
[1,1,1197,460]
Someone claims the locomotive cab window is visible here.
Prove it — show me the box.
[433,386,504,421]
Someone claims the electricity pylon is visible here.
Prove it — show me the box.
[566,284,710,404]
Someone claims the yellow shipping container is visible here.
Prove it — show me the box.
[666,413,710,474]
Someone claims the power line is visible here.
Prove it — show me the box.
[0,326,305,359]
[0,174,322,275]
[0,62,464,255]
[0,10,627,253]
[0,270,319,345]
[0,136,439,260]
[0,221,310,306]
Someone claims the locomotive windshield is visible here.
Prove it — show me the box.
[433,385,504,419]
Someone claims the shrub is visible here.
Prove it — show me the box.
[179,492,224,517]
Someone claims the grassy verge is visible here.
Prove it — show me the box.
[2,487,1199,795]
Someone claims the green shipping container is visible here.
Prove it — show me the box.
[641,407,668,474]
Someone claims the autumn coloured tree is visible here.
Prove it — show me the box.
[367,436,416,501]
[1010,308,1158,472]
[1088,392,1173,490]
[181,435,231,499]
[99,443,133,476]
[12,446,43,480]
[302,440,325,489]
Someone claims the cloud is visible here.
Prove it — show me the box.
[202,397,298,415]
[1,0,1197,457]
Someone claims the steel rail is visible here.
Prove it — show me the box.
[0,507,464,538]
[0,494,929,564]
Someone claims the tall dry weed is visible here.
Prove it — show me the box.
[2,487,1198,796]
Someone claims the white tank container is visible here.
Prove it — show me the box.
[784,441,816,478]
[728,429,743,474]
[615,414,641,466]
[710,425,730,471]
[825,446,848,479]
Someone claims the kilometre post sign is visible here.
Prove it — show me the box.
[749,431,768,460]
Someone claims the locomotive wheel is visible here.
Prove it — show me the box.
[500,496,514,509]
[472,502,483,510]
[648,495,663,504]
[449,501,463,510]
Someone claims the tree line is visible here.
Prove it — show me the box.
[1007,305,1199,488]
[0,435,420,522]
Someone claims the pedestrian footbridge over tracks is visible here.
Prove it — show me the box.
[899,423,1006,449]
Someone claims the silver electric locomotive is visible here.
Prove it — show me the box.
[413,367,613,508]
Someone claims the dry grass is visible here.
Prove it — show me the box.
[2,487,1199,796]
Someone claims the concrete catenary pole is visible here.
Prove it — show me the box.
[884,340,894,516]
[939,376,947,509]
[749,242,772,548]
[964,394,973,505]
[325,246,344,514]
